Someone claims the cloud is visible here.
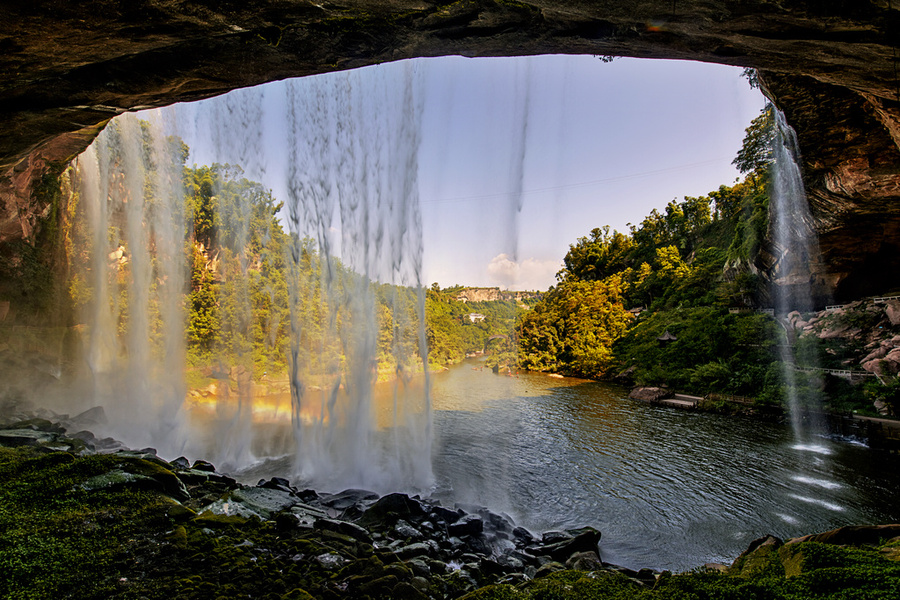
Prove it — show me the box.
[486,254,560,291]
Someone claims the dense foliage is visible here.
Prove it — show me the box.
[518,106,776,381]
[517,103,892,415]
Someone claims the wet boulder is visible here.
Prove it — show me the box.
[429,504,465,530]
[80,457,190,502]
[191,459,217,472]
[0,428,59,447]
[359,492,426,527]
[321,488,380,519]
[321,488,380,510]
[170,456,190,469]
[449,514,484,537]
[315,518,373,544]
[531,527,602,562]
[513,526,537,545]
[395,542,433,560]
[566,550,603,571]
[202,486,298,519]
[66,406,107,429]
[258,476,295,494]
[534,561,566,577]
[394,519,424,541]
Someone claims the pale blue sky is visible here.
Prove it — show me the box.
[154,55,766,291]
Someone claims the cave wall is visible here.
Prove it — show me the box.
[3,0,900,302]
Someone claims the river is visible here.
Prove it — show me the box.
[228,358,900,572]
[426,359,900,571]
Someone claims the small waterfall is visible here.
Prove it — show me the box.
[770,107,825,444]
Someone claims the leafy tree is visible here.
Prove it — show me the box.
[733,104,775,192]
[558,225,632,283]
[518,276,632,377]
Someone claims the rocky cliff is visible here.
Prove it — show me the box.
[3,1,900,299]
[454,287,541,304]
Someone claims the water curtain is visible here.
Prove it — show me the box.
[75,63,434,493]
[77,115,189,453]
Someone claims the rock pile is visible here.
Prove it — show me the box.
[0,409,659,598]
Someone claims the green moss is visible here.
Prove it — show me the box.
[282,589,316,600]
[4,446,900,599]
[193,511,250,529]
[459,584,524,599]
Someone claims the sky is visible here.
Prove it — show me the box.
[153,55,767,292]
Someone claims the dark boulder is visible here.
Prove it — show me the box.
[448,514,484,537]
[359,493,426,527]
[533,527,602,562]
[315,518,373,544]
[191,459,217,472]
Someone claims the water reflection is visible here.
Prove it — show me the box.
[428,360,900,571]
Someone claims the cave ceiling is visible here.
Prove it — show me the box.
[2,0,900,299]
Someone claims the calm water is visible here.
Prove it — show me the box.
[427,360,900,571]
[229,358,900,572]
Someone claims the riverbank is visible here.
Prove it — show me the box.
[2,409,900,599]
[627,385,900,451]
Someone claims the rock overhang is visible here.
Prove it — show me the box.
[2,0,900,299]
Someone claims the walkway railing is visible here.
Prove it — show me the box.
[794,366,877,382]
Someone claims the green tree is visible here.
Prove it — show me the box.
[518,276,632,377]
[732,104,775,192]
[559,225,632,283]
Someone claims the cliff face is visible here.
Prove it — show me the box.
[454,288,541,303]
[2,1,900,299]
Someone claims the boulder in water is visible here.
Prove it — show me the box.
[628,386,672,402]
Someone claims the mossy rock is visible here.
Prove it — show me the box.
[102,457,191,501]
[458,583,523,600]
[166,524,188,547]
[392,580,430,600]
[778,543,809,578]
[357,573,399,596]
[730,534,785,578]
[193,511,250,529]
[281,589,316,600]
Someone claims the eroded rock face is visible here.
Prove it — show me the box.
[3,1,900,293]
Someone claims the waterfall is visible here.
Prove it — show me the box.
[73,62,433,493]
[76,114,189,452]
[279,65,432,492]
[770,107,826,444]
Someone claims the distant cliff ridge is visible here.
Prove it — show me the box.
[454,287,541,304]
